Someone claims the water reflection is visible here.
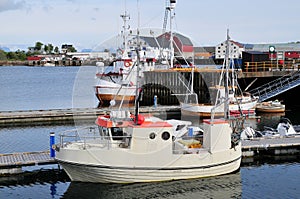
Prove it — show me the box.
[0,168,68,187]
[62,172,242,199]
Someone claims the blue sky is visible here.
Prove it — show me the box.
[0,0,299,51]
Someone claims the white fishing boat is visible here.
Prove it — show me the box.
[54,9,242,182]
[181,89,257,117]
[181,31,258,118]
[94,0,195,107]
[54,112,241,183]
[94,10,156,107]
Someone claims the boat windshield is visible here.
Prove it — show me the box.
[111,127,124,140]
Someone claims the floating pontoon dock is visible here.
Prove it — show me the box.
[0,106,180,127]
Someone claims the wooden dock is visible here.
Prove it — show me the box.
[0,106,180,127]
[0,151,54,167]
[0,151,56,175]
[241,136,300,157]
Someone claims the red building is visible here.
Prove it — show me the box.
[157,32,194,59]
[285,51,300,59]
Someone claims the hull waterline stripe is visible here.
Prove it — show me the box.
[56,156,241,171]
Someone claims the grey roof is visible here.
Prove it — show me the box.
[249,43,300,52]
[243,44,254,49]
[194,47,206,53]
[194,46,215,53]
[243,51,268,55]
[203,46,215,53]
[139,36,160,48]
[156,36,171,49]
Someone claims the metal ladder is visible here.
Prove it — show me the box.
[248,71,300,102]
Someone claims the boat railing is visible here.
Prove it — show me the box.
[58,127,132,149]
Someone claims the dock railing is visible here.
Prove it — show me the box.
[244,60,300,72]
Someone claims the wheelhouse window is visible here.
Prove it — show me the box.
[111,127,124,140]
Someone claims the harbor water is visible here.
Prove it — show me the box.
[1,66,300,198]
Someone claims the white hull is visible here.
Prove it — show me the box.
[229,99,258,112]
[95,85,136,97]
[95,79,136,96]
[181,98,257,117]
[57,145,241,183]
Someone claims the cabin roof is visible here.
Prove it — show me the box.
[203,119,229,124]
[95,116,133,128]
[129,121,173,128]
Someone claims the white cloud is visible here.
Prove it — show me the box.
[0,0,26,12]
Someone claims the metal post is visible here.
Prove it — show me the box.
[188,127,193,137]
[50,132,55,158]
[154,95,157,108]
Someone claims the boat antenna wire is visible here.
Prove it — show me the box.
[224,29,230,119]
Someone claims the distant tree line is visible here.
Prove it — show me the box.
[0,41,77,61]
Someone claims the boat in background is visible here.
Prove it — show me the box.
[181,31,258,118]
[256,100,285,113]
[241,117,300,140]
[94,10,157,107]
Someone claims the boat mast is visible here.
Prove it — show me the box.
[134,0,141,124]
[168,0,176,68]
[224,29,230,119]
[120,8,130,54]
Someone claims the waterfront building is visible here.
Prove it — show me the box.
[215,40,244,59]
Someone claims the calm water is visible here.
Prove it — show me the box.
[0,66,98,111]
[1,66,300,198]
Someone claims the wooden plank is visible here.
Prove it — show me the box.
[0,151,55,168]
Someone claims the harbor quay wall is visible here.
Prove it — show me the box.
[140,69,298,107]
[141,69,223,106]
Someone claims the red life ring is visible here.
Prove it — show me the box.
[125,61,132,67]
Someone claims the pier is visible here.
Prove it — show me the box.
[242,136,300,157]
[0,106,180,127]
[0,151,55,175]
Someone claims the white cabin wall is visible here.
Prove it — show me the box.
[202,122,231,153]
[129,126,173,154]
